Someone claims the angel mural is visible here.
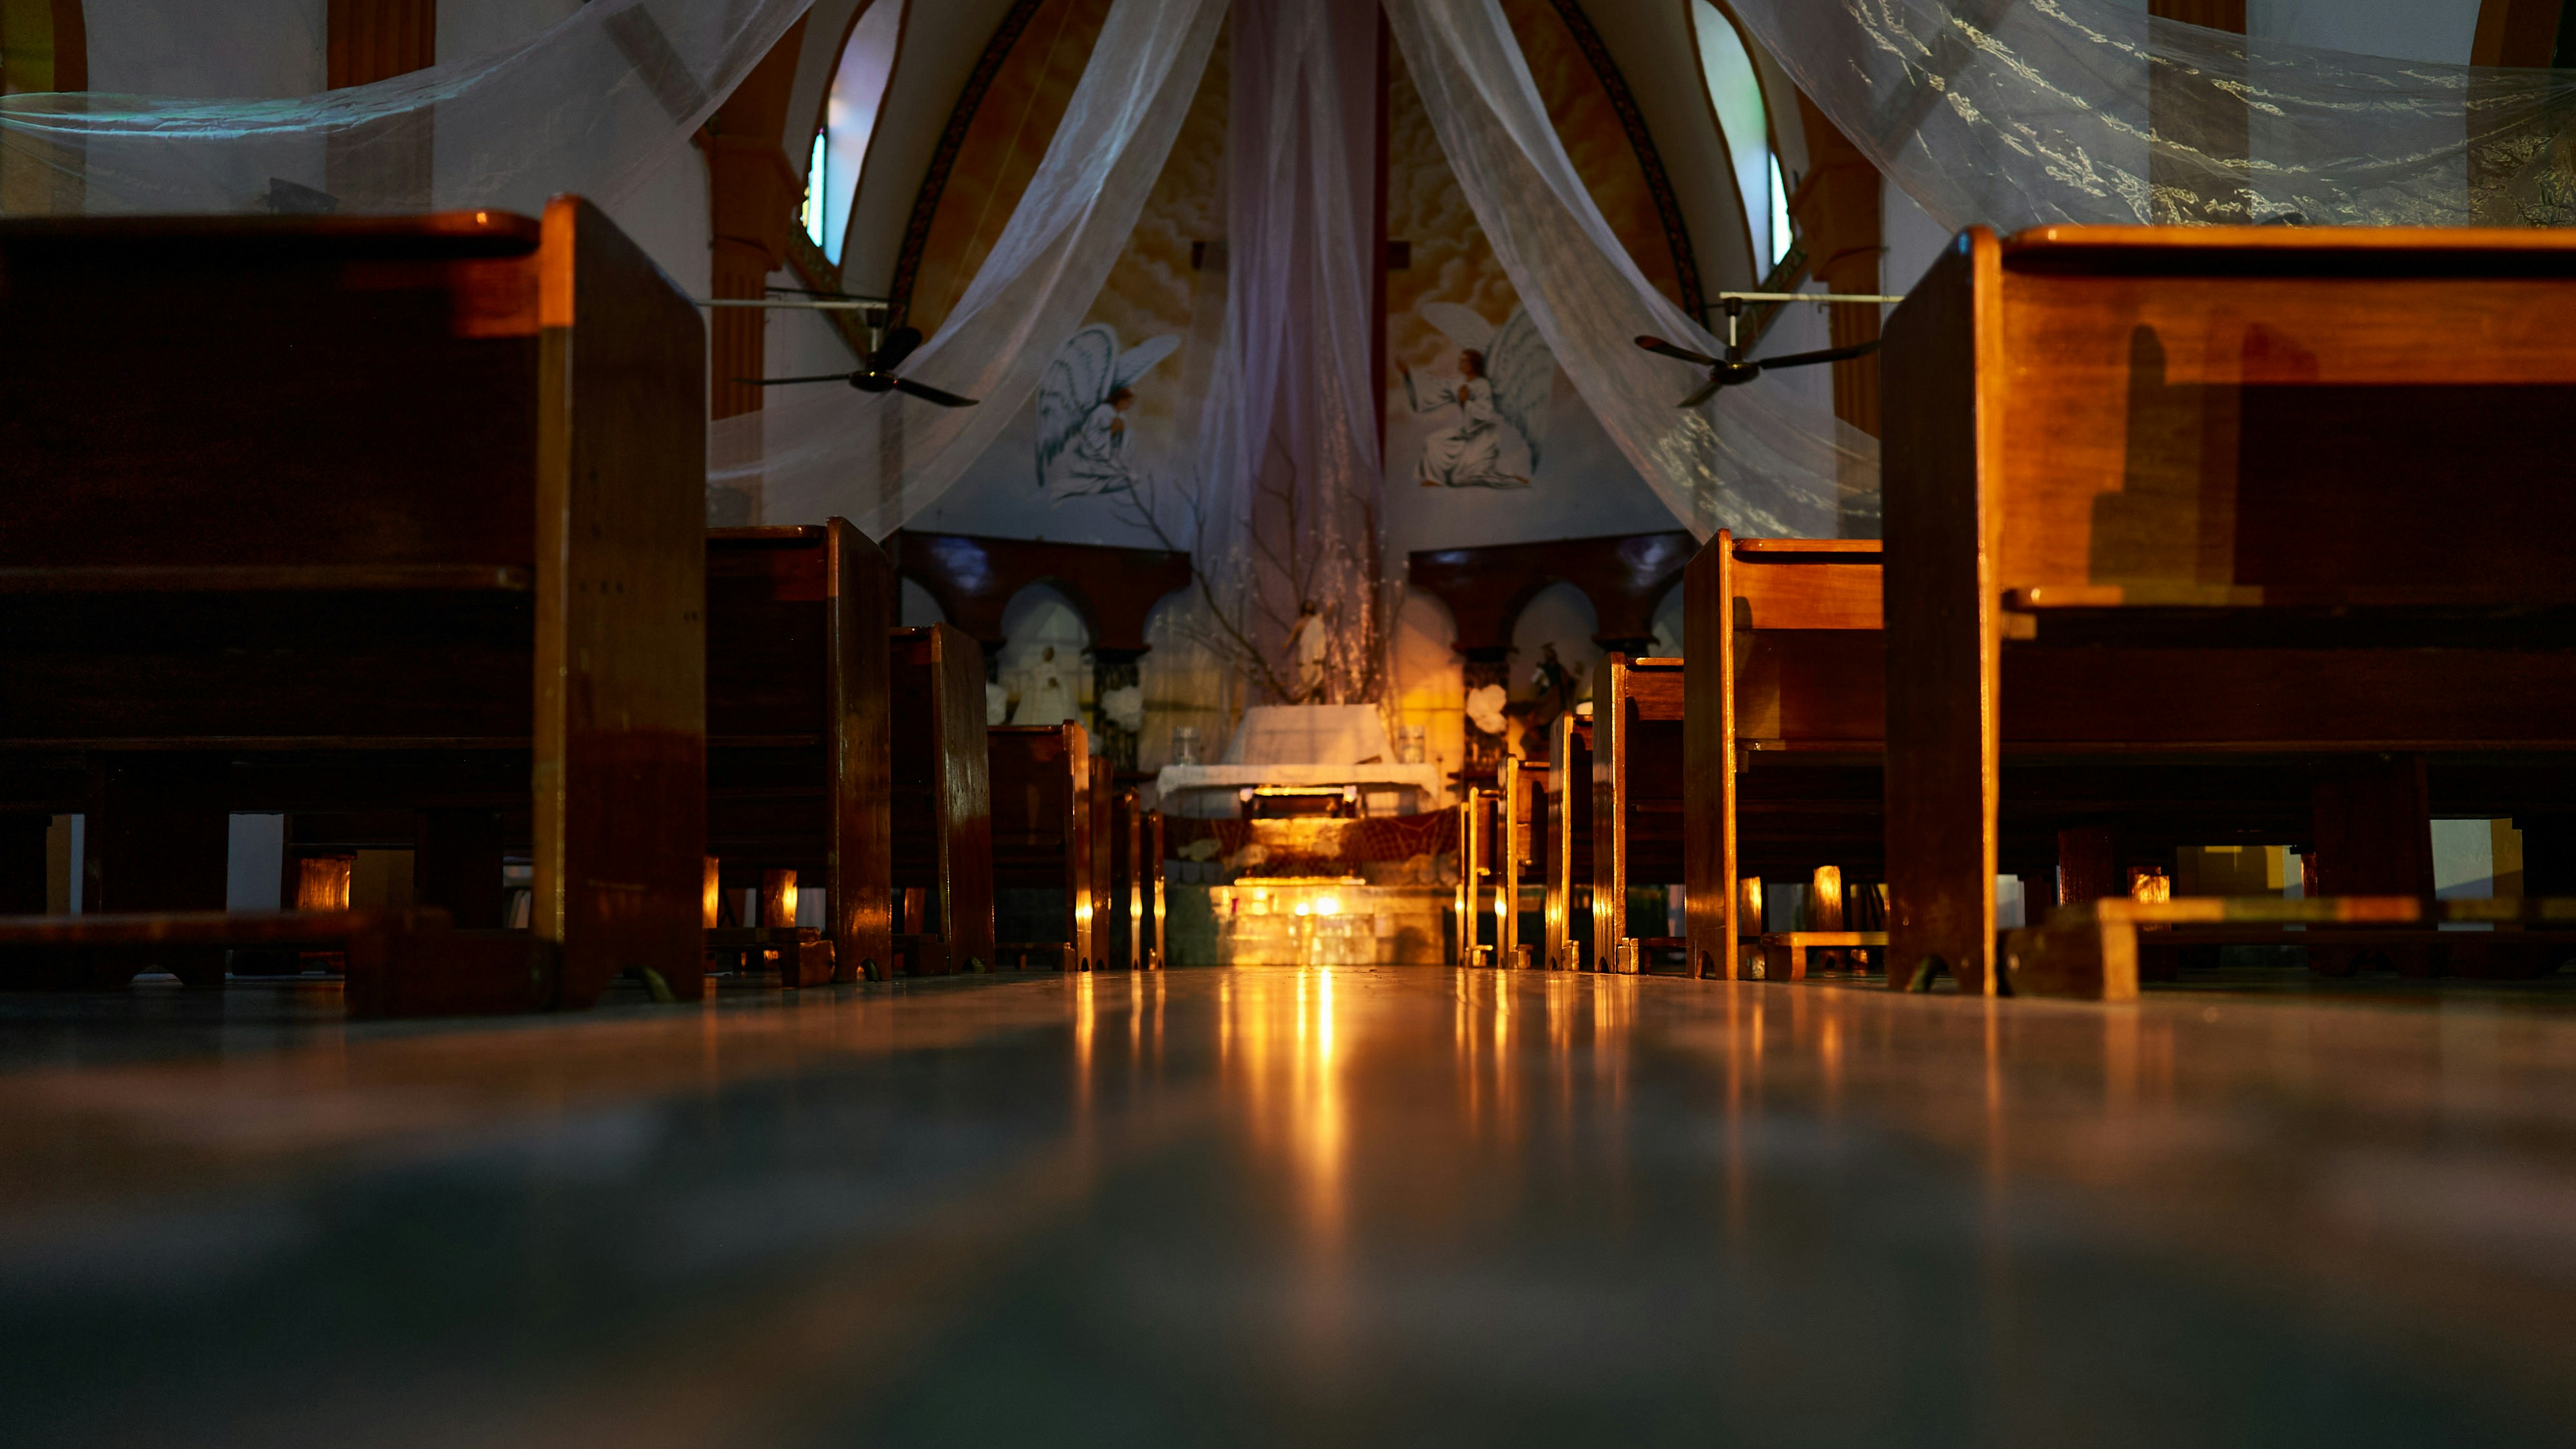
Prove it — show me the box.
[1402,303,1555,490]
[1036,324,1181,502]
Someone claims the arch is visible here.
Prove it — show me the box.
[1,1,86,92]
[801,0,909,266]
[1688,0,1793,276]
[1649,576,1686,657]
[1529,0,1704,317]
[1511,580,1604,702]
[999,577,1100,649]
[887,530,1194,658]
[995,581,1090,726]
[889,0,1105,333]
[898,576,947,627]
[1408,531,1695,659]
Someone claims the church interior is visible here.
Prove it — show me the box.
[11,0,2576,1441]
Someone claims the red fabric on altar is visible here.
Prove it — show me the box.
[1165,814,1459,869]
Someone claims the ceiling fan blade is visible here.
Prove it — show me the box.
[738,372,858,386]
[1635,335,1719,366]
[870,325,924,371]
[1749,340,1883,370]
[1676,373,1731,409]
[892,375,979,408]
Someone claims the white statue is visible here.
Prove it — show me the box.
[1403,303,1555,490]
[1012,644,1078,726]
[985,681,1010,727]
[1034,325,1181,502]
[1465,682,1509,738]
[1286,600,1330,703]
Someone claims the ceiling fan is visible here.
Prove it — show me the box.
[736,324,979,408]
[1633,333,1882,409]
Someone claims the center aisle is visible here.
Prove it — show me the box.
[5,969,2573,1445]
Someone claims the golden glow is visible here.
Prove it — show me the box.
[1210,878,1381,965]
[1075,969,1096,1089]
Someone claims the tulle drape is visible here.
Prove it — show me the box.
[28,0,2571,553]
[1186,0,1388,702]
[711,0,1224,536]
[0,0,812,217]
[1729,0,2576,233]
[1382,0,1879,541]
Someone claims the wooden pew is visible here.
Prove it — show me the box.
[1142,807,1166,969]
[1592,656,1686,973]
[1494,759,1542,969]
[1684,536,1887,981]
[1453,787,1493,967]
[2005,895,2576,1000]
[1455,762,1545,969]
[0,909,559,1016]
[0,199,705,1008]
[703,520,893,986]
[1681,530,2378,986]
[1882,224,2576,994]
[1100,784,1164,971]
[989,722,1094,971]
[1545,715,1594,971]
[1088,762,1119,967]
[890,626,994,976]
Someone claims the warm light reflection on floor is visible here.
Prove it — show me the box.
[16,967,2576,1441]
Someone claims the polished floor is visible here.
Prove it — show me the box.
[7,967,2576,1446]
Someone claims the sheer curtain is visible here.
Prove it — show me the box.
[1382,0,1878,541]
[0,0,812,216]
[1186,0,1386,702]
[1728,0,2576,233]
[713,0,1224,536]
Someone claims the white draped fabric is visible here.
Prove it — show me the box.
[1382,0,1876,540]
[22,0,2571,584]
[1186,0,1388,701]
[0,0,811,217]
[1729,0,2576,233]
[711,0,1224,537]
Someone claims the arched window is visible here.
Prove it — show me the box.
[801,0,905,265]
[1690,1,1791,273]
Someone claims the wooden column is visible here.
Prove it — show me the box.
[2143,0,2248,224]
[0,1,87,213]
[326,0,436,87]
[2472,0,2568,65]
[1787,96,1882,438]
[325,0,437,207]
[2470,0,2570,220]
[703,19,812,424]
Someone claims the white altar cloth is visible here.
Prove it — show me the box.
[1219,704,1391,766]
[1154,764,1446,818]
[1158,705,1436,817]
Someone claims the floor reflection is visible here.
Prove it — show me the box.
[5,969,2576,1444]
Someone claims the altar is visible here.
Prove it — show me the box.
[1155,705,1443,820]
